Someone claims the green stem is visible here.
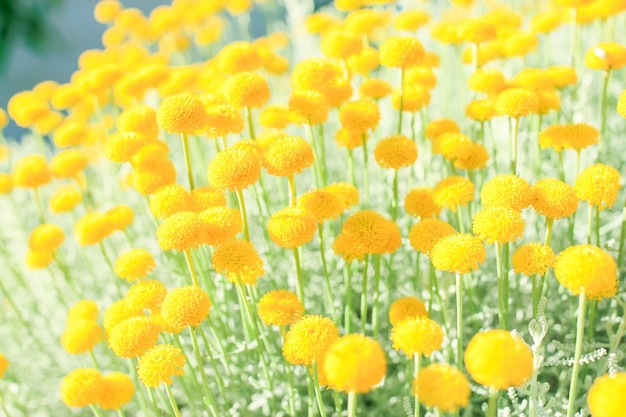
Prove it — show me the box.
[544,217,554,247]
[360,254,369,334]
[595,205,601,247]
[600,69,611,148]
[414,353,422,417]
[587,301,597,343]
[372,254,382,338]
[456,272,464,370]
[532,274,539,318]
[587,204,593,245]
[398,69,405,134]
[392,169,399,222]
[293,247,305,310]
[184,249,201,287]
[0,390,13,417]
[287,175,297,207]
[318,225,336,322]
[348,149,356,187]
[318,123,328,186]
[566,292,587,417]
[164,383,183,417]
[312,362,328,417]
[89,405,106,417]
[415,252,422,294]
[558,151,566,182]
[236,189,250,241]
[181,133,195,190]
[511,117,520,175]
[487,389,498,417]
[362,134,370,208]
[189,326,219,414]
[247,106,256,139]
[345,262,353,333]
[283,351,297,417]
[89,350,100,371]
[456,205,465,233]
[618,195,626,267]
[347,391,357,417]
[495,243,506,329]
[33,187,46,223]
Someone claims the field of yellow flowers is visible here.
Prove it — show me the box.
[0,0,625,416]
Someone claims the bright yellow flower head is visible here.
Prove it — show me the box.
[333,210,400,262]
[495,88,539,118]
[259,104,290,130]
[321,30,363,60]
[617,89,626,118]
[392,316,444,357]
[512,243,555,276]
[29,223,65,252]
[117,105,158,137]
[257,289,304,327]
[480,174,532,211]
[104,132,154,163]
[161,286,211,331]
[324,334,386,394]
[67,300,99,323]
[359,78,392,100]
[413,364,470,413]
[431,233,486,274]
[465,98,496,122]
[98,372,135,410]
[94,0,123,24]
[531,178,578,219]
[468,68,506,96]
[60,368,103,408]
[74,212,113,246]
[424,118,459,141]
[107,316,160,358]
[190,186,226,212]
[283,315,339,366]
[156,212,203,251]
[554,245,618,300]
[433,176,475,211]
[322,182,359,210]
[465,329,533,390]
[458,18,497,44]
[380,36,425,69]
[391,85,431,112]
[222,72,270,109]
[132,159,178,196]
[13,154,51,188]
[0,173,12,195]
[125,279,166,312]
[539,123,599,152]
[149,184,192,220]
[297,190,344,224]
[114,248,156,282]
[588,373,626,417]
[25,249,54,270]
[268,206,316,249]
[574,163,621,210]
[584,42,626,71]
[61,319,102,355]
[262,135,314,177]
[339,99,380,135]
[347,47,379,76]
[50,149,89,179]
[404,187,441,219]
[472,207,525,244]
[389,297,428,327]
[0,353,7,378]
[374,134,418,170]
[102,300,142,336]
[198,207,242,247]
[137,344,185,387]
[530,10,563,34]
[217,41,263,74]
[394,10,430,31]
[289,90,330,126]
[211,239,265,285]
[156,94,207,134]
[409,218,456,256]
[208,147,261,191]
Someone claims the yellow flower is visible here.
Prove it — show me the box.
[409,218,456,256]
[29,223,64,252]
[60,368,103,408]
[259,104,290,129]
[454,141,489,171]
[574,164,621,210]
[161,286,211,331]
[149,185,192,220]
[495,88,539,118]
[458,18,497,44]
[584,42,626,70]
[98,372,135,410]
[530,10,563,34]
[49,185,82,214]
[588,373,626,417]
[389,297,427,327]
[394,10,430,31]
[203,101,245,137]
[374,134,418,170]
[25,249,54,269]
[321,30,363,60]
[617,89,626,118]
[554,245,618,300]
[433,176,475,211]
[262,135,315,177]
[106,205,134,231]
[347,47,379,76]
[322,182,360,210]
[380,35,425,69]
[94,0,122,23]
[344,9,389,36]
[512,243,555,276]
[391,316,444,357]
[130,141,170,168]
[132,159,178,196]
[539,123,599,152]
[546,65,577,88]
[333,210,399,262]
[465,329,533,390]
[472,207,525,244]
[198,207,242,246]
[339,99,380,135]
[531,178,579,219]
[217,41,262,74]
[480,174,532,211]
[289,90,330,125]
[103,300,142,336]
[211,239,265,285]
[61,319,102,355]
[465,98,496,122]
[359,78,392,100]
[156,94,207,134]
[268,206,316,249]
[208,147,261,191]
[413,364,470,413]
[222,72,270,109]
[156,212,203,251]
[67,300,99,323]
[117,104,158,137]
[125,279,167,312]
[334,127,368,150]
[0,173,12,194]
[324,334,386,393]
[404,187,441,219]
[50,150,89,179]
[105,132,154,163]
[108,316,160,358]
[468,68,506,96]
[391,85,431,112]
[283,315,339,366]
[431,233,486,274]
[297,190,343,224]
[137,344,185,387]
[405,66,437,89]
[258,289,304,327]
[12,154,51,188]
[74,212,113,246]
[0,353,8,378]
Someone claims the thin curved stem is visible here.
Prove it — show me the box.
[184,249,200,288]
[236,189,250,241]
[164,383,183,417]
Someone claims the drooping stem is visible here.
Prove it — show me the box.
[184,249,201,287]
[566,291,587,417]
[360,254,370,334]
[181,133,195,190]
[236,189,250,241]
[456,272,464,370]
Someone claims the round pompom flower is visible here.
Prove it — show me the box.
[472,207,525,244]
[324,334,386,394]
[157,212,203,251]
[289,90,330,126]
[132,159,177,196]
[391,316,444,358]
[389,297,427,327]
[102,300,142,335]
[495,88,539,118]
[297,190,343,224]
[322,182,359,210]
[359,78,392,100]
[74,212,113,246]
[468,68,506,96]
[380,36,425,69]
[222,72,270,109]
[107,316,160,358]
[531,178,578,219]
[61,319,102,354]
[554,245,618,300]
[584,42,626,71]
[190,186,226,211]
[409,218,456,256]
[161,286,211,332]
[117,104,158,137]
[106,205,135,232]
[424,118,460,141]
[433,176,475,211]
[283,315,339,366]
[0,353,7,378]
[332,210,399,261]
[50,149,89,179]
[431,233,486,274]
[465,329,533,390]
[60,368,104,408]
[339,99,380,135]
[208,147,261,191]
[104,132,154,163]
[211,239,265,285]
[263,135,315,177]
[25,249,54,269]
[67,300,99,323]
[539,123,599,152]
[321,30,363,60]
[98,372,135,410]
[480,174,532,211]
[217,41,262,74]
[137,344,185,387]
[29,223,65,252]
[574,164,621,210]
[588,373,626,417]
[404,187,441,219]
[114,248,156,282]
[0,173,13,194]
[374,134,418,170]
[268,207,316,249]
[12,154,51,188]
[413,364,470,413]
[197,207,242,246]
[125,280,167,312]
[512,243,555,276]
[49,185,82,213]
[203,101,245,137]
[149,184,193,219]
[156,94,207,134]
[258,289,304,327]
